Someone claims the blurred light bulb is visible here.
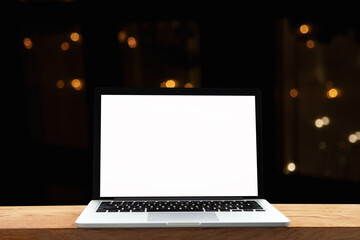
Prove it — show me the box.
[127,37,137,48]
[71,78,83,91]
[184,83,194,88]
[306,40,315,48]
[165,79,176,88]
[118,31,127,43]
[289,88,298,98]
[56,80,65,89]
[23,37,33,49]
[315,119,324,128]
[61,42,70,51]
[348,134,357,143]
[327,88,339,99]
[299,24,310,34]
[70,32,80,42]
[355,131,360,139]
[322,116,330,125]
[287,163,296,172]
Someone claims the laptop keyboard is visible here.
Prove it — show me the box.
[96,200,264,212]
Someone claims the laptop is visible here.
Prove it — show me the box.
[76,88,290,228]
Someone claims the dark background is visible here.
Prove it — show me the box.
[2,2,359,205]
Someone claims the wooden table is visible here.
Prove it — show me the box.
[0,204,359,239]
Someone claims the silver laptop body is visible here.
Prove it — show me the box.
[76,88,290,228]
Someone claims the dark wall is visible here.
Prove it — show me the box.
[2,2,359,205]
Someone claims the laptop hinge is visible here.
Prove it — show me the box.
[113,197,245,201]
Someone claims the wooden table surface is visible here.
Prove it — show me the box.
[0,204,359,239]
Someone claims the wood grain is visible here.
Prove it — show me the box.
[0,204,359,240]
[274,204,360,227]
[0,205,83,229]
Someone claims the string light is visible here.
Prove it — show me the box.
[314,116,330,128]
[348,131,360,143]
[127,37,137,48]
[118,31,127,43]
[356,131,360,139]
[348,134,357,143]
[289,88,298,98]
[56,80,65,89]
[184,83,194,88]
[71,78,84,91]
[322,116,330,125]
[165,79,176,88]
[327,88,339,99]
[299,24,310,34]
[70,32,80,42]
[23,37,33,49]
[306,40,315,48]
[287,162,296,172]
[60,42,70,51]
[315,119,324,128]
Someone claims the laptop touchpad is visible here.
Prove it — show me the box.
[148,213,219,222]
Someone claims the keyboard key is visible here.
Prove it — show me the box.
[108,209,119,212]
[132,209,145,212]
[119,209,131,212]
[96,200,264,212]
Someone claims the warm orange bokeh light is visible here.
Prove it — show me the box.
[61,42,70,51]
[71,79,83,90]
[118,31,127,43]
[289,88,298,98]
[70,32,80,42]
[127,37,137,48]
[184,83,194,88]
[23,37,33,49]
[306,40,315,49]
[165,79,176,88]
[327,88,339,99]
[56,80,65,89]
[299,24,310,34]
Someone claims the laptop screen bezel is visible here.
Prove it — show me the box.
[92,88,264,200]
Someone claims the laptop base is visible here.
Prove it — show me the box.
[76,199,290,228]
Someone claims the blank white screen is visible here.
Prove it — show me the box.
[100,95,258,197]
